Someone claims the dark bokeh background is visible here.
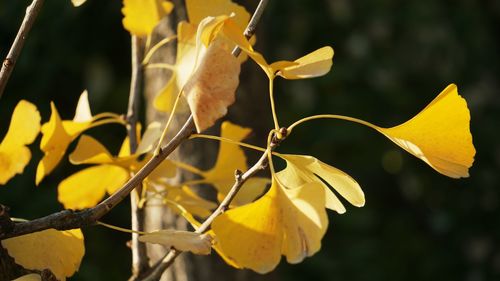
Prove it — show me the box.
[1,0,499,280]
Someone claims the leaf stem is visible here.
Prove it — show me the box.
[190,133,267,153]
[287,114,379,135]
[269,78,280,131]
[97,221,147,235]
[142,35,177,65]
[144,63,176,71]
[154,86,186,156]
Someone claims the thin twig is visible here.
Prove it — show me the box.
[126,36,150,277]
[0,116,195,240]
[231,0,269,57]
[138,1,271,279]
[0,0,45,99]
[126,36,143,152]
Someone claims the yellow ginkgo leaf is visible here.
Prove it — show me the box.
[201,122,268,205]
[72,90,92,122]
[37,96,123,185]
[271,46,334,80]
[154,22,197,113]
[12,274,41,281]
[58,164,129,209]
[69,135,114,165]
[220,18,334,81]
[212,178,327,273]
[185,0,250,31]
[122,0,174,36]
[139,230,212,255]
[147,157,177,182]
[71,0,86,7]
[1,229,85,281]
[373,84,475,178]
[153,74,181,113]
[36,102,73,185]
[184,39,240,132]
[0,100,40,185]
[163,185,217,218]
[278,154,365,214]
[136,122,162,154]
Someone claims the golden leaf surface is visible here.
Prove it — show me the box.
[154,0,252,113]
[212,178,327,273]
[278,154,365,214]
[139,230,212,255]
[2,229,85,281]
[58,164,129,209]
[122,0,174,36]
[162,185,217,218]
[71,0,86,7]
[201,122,268,205]
[375,84,475,178]
[184,39,240,132]
[0,100,40,185]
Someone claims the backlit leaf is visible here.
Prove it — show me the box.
[202,122,268,205]
[272,46,334,79]
[72,90,92,122]
[2,229,85,281]
[184,39,240,132]
[58,164,129,209]
[185,0,250,30]
[71,0,86,7]
[122,0,174,36]
[0,100,40,185]
[375,84,475,178]
[278,154,365,214]
[139,230,212,255]
[212,178,327,273]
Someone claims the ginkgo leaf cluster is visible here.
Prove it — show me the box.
[0,0,477,279]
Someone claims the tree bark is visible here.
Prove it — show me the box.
[141,1,278,280]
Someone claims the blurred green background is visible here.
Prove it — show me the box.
[1,0,499,280]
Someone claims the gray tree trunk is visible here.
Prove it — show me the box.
[141,2,278,281]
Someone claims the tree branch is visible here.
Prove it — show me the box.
[0,0,45,99]
[126,36,151,278]
[0,116,195,240]
[231,0,269,57]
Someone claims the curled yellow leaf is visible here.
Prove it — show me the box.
[184,39,240,132]
[1,229,85,281]
[278,154,365,214]
[0,100,40,185]
[139,230,212,255]
[272,46,334,80]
